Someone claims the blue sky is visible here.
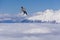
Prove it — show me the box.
[0,0,60,14]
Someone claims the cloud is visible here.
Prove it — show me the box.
[0,14,12,21]
[0,23,60,40]
[0,23,56,34]
[28,9,60,23]
[23,28,52,34]
[0,9,60,23]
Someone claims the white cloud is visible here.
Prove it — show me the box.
[0,23,56,34]
[0,14,12,21]
[23,28,52,34]
[28,9,60,23]
[0,9,60,23]
[0,23,60,40]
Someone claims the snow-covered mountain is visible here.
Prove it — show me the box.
[0,9,60,23]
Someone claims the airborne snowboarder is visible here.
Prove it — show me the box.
[21,6,27,15]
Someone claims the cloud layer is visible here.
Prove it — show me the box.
[0,23,60,40]
[0,9,59,23]
[0,9,60,23]
[28,9,60,23]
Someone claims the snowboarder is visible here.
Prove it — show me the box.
[21,6,27,15]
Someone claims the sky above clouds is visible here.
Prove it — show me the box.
[0,0,60,14]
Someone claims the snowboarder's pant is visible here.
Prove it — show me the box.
[23,11,27,15]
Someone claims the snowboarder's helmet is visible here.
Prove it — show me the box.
[21,6,23,8]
